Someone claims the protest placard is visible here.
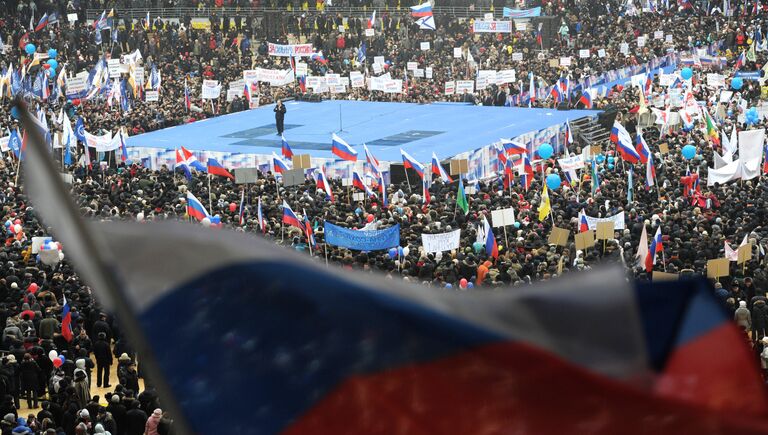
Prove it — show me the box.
[201,80,221,99]
[654,31,664,40]
[706,258,730,278]
[407,62,418,71]
[420,42,430,50]
[596,221,615,240]
[444,81,455,95]
[512,52,523,61]
[584,212,625,231]
[365,28,375,37]
[324,222,400,251]
[454,47,462,58]
[491,208,515,227]
[422,229,462,253]
[560,57,572,66]
[575,231,596,250]
[426,67,433,79]
[548,227,570,246]
[598,49,606,58]
[456,80,475,93]
[145,90,159,102]
[737,244,753,264]
[579,49,590,58]
[653,271,679,281]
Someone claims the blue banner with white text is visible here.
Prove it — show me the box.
[503,6,541,17]
[324,222,400,251]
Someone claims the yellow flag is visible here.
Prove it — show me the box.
[638,87,648,115]
[538,184,551,222]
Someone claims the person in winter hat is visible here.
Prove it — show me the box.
[734,300,752,333]
[144,408,162,435]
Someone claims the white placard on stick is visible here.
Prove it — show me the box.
[579,49,590,58]
[145,90,159,102]
[365,28,375,37]
[620,43,629,55]
[407,61,418,70]
[491,208,516,227]
[598,48,606,58]
[512,52,523,61]
[420,41,430,51]
[654,30,664,40]
[422,229,462,253]
[560,56,572,66]
[454,47,462,58]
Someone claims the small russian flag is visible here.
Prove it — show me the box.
[401,149,425,179]
[579,90,593,109]
[502,139,527,155]
[282,201,305,231]
[431,152,453,182]
[315,167,334,202]
[257,197,266,233]
[273,153,291,174]
[579,210,589,232]
[645,227,664,272]
[207,158,235,179]
[35,13,49,32]
[61,295,73,342]
[635,131,651,164]
[331,134,357,161]
[281,135,294,159]
[186,192,210,222]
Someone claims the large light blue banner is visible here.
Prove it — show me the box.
[503,6,541,17]
[324,222,400,251]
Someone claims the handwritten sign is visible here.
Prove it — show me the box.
[421,229,461,253]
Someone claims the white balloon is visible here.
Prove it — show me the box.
[58,252,64,261]
[48,350,58,362]
[136,212,145,222]
[402,247,410,257]
[201,217,212,227]
[13,224,21,234]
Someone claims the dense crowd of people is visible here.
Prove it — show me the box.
[0,0,766,433]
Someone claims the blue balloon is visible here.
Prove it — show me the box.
[546,173,562,190]
[397,246,404,257]
[25,43,36,55]
[388,248,397,259]
[538,143,554,159]
[46,59,58,70]
[746,107,760,125]
[607,156,615,164]
[596,154,606,164]
[732,77,743,90]
[445,283,453,288]
[210,215,221,225]
[48,68,56,78]
[467,282,474,288]
[681,67,693,80]
[513,221,520,228]
[10,107,19,120]
[58,355,65,364]
[47,48,57,59]
[682,144,697,160]
[608,163,615,170]
[4,220,11,228]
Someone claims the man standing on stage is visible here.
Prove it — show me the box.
[274,99,286,135]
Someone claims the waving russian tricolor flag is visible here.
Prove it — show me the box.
[519,155,533,190]
[272,152,291,174]
[20,102,768,435]
[579,210,589,232]
[331,133,357,161]
[352,171,375,198]
[238,189,246,225]
[34,13,49,32]
[645,153,656,190]
[635,131,651,164]
[363,144,380,175]
[184,78,191,111]
[401,149,425,179]
[315,167,334,202]
[580,89,593,109]
[528,72,536,107]
[550,81,562,102]
[612,122,641,164]
[186,192,210,222]
[645,227,663,272]
[282,135,294,159]
[410,2,433,17]
[282,201,305,231]
[368,10,376,28]
[734,50,746,70]
[502,139,528,155]
[310,51,328,65]
[564,121,573,149]
[379,173,388,207]
[483,217,499,260]
[61,295,73,342]
[257,197,266,233]
[431,152,453,182]
[302,209,316,250]
[207,158,235,180]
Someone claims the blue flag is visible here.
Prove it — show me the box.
[74,117,87,143]
[358,42,367,64]
[324,222,400,250]
[8,129,20,158]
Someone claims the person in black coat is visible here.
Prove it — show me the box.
[107,395,127,435]
[752,299,768,341]
[124,400,147,435]
[93,333,112,388]
[19,353,41,409]
[274,100,286,135]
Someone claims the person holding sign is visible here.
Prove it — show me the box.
[274,99,286,135]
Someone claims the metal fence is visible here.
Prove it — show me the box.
[85,5,501,20]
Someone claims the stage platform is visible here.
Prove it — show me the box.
[126,100,598,163]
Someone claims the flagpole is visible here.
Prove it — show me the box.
[208,173,213,212]
[14,154,22,186]
[404,168,412,193]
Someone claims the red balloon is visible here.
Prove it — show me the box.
[13,219,20,225]
[52,358,63,368]
[72,98,81,106]
[459,278,468,289]
[43,63,50,70]
[228,203,237,213]
[27,283,38,294]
